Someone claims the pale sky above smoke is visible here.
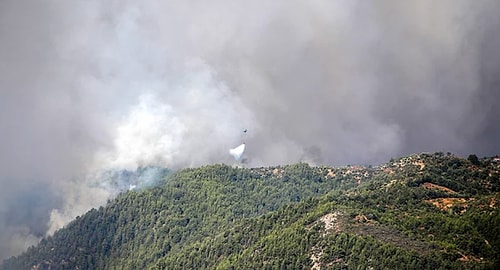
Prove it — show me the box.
[1,0,500,260]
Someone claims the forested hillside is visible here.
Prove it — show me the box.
[2,153,499,269]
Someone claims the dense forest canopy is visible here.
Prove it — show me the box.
[2,153,499,269]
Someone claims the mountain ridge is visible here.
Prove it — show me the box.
[2,152,499,269]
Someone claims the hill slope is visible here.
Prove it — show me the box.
[2,153,500,269]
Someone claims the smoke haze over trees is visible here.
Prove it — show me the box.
[1,0,500,260]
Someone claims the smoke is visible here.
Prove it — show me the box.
[1,0,500,260]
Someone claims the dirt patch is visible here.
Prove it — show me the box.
[310,247,323,270]
[413,161,426,170]
[425,198,469,212]
[308,212,344,236]
[272,168,283,177]
[309,212,344,270]
[457,252,482,263]
[490,197,497,208]
[421,182,457,194]
[326,169,336,178]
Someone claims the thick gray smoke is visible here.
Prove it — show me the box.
[1,0,500,260]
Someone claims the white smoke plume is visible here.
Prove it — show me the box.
[1,0,500,260]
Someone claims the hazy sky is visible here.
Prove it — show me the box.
[1,0,500,260]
